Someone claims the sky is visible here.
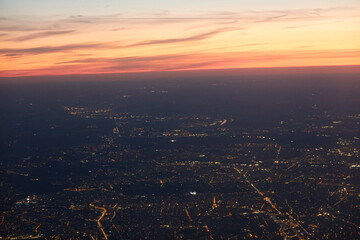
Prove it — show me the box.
[0,0,359,77]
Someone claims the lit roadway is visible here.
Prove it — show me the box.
[233,167,310,240]
[89,202,109,240]
[184,208,214,239]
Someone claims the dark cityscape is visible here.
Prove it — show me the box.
[0,72,359,239]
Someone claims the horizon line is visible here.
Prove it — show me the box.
[1,64,359,83]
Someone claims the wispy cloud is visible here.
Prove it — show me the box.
[0,43,110,55]
[0,27,239,57]
[9,30,75,41]
[256,14,288,23]
[57,54,191,66]
[0,27,237,56]
[0,25,48,32]
[128,28,238,47]
[4,53,21,57]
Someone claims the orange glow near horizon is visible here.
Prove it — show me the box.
[0,5,360,78]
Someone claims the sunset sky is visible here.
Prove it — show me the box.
[0,0,359,77]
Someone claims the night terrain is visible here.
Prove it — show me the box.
[0,72,359,239]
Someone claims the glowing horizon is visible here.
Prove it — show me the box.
[1,0,359,77]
